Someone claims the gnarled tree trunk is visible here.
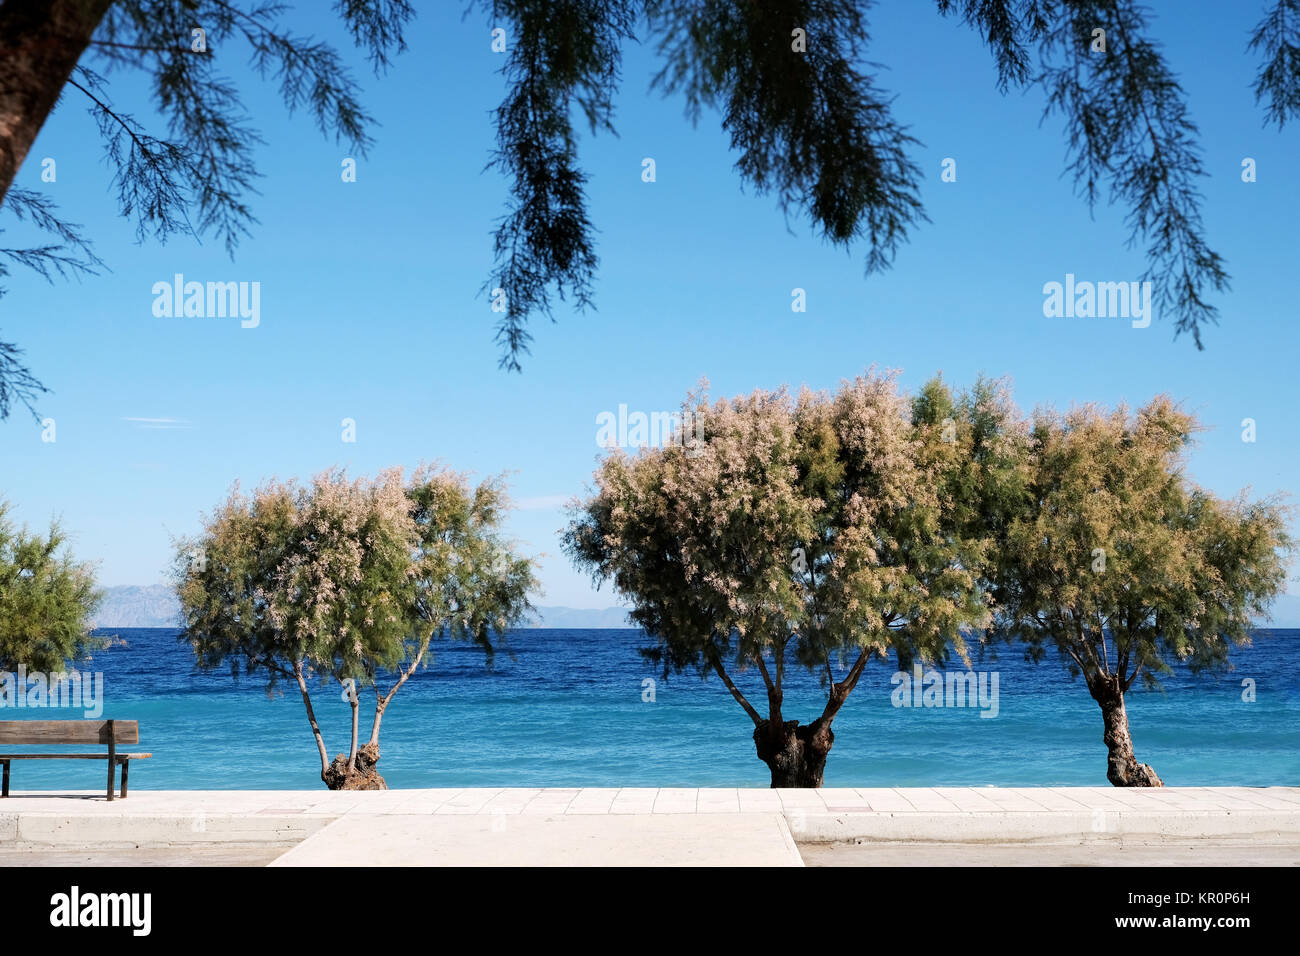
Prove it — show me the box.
[322,741,387,790]
[754,717,834,788]
[1089,674,1162,787]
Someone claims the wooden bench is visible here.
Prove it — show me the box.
[0,720,151,800]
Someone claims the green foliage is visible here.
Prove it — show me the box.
[0,501,104,672]
[80,1,410,257]
[1,0,413,418]
[494,0,1292,364]
[647,0,927,264]
[482,0,637,369]
[564,371,993,726]
[175,464,539,780]
[0,185,104,419]
[399,470,539,667]
[174,464,537,781]
[1037,1,1228,348]
[1249,0,1300,128]
[5,1,1300,398]
[995,397,1294,691]
[0,336,50,421]
[913,373,1033,618]
[567,383,815,677]
[940,0,1234,348]
[568,371,1294,741]
[174,466,538,693]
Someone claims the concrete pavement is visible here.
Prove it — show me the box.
[2,786,1299,865]
[270,811,803,866]
[802,839,1300,866]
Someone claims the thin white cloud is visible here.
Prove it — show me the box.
[122,417,193,429]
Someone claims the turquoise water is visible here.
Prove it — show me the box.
[2,628,1297,789]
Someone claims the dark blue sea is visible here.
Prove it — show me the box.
[3,628,1297,789]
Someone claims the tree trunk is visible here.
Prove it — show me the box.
[0,0,113,204]
[322,741,387,791]
[346,685,359,768]
[753,718,834,788]
[1089,676,1162,788]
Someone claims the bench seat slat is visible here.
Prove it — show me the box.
[0,720,139,745]
[0,753,151,760]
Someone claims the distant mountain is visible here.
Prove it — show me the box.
[93,585,181,628]
[93,584,1299,630]
[92,585,633,630]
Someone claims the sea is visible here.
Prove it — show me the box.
[3,627,1297,790]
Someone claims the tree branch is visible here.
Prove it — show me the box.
[706,641,762,726]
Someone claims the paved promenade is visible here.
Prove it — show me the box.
[3,787,1299,865]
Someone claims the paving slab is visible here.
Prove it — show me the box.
[269,811,803,867]
[852,788,914,812]
[434,789,503,814]
[652,788,697,814]
[737,789,783,813]
[566,789,619,814]
[910,788,968,811]
[696,788,740,813]
[608,788,658,814]
[521,789,581,815]
[936,787,1004,811]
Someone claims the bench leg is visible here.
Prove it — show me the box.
[1,760,8,798]
[105,719,116,802]
[120,759,129,799]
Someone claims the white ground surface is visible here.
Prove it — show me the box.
[3,786,1299,865]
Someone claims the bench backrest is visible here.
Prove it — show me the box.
[0,720,139,746]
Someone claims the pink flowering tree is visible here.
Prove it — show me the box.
[174,466,537,789]
[994,399,1292,786]
[564,372,996,787]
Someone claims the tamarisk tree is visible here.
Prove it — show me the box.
[996,398,1292,786]
[0,499,103,671]
[174,466,536,790]
[564,371,992,787]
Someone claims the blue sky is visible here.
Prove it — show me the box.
[0,1,1296,608]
